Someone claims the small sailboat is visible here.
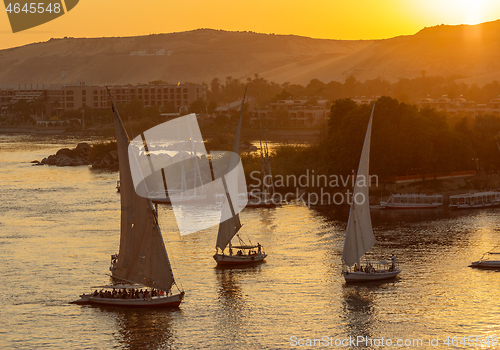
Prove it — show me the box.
[73,94,184,307]
[470,247,500,269]
[341,105,401,282]
[213,89,267,266]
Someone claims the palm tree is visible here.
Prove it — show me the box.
[52,99,61,118]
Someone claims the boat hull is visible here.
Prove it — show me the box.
[71,292,184,307]
[450,202,500,210]
[244,201,279,208]
[384,204,440,209]
[469,261,500,269]
[213,253,267,265]
[343,269,401,282]
[151,198,171,205]
[369,205,387,210]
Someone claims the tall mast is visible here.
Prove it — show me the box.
[216,87,247,251]
[256,94,268,195]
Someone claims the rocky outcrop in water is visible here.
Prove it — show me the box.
[91,150,118,169]
[35,142,119,170]
[37,143,92,167]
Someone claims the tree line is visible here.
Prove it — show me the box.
[262,96,500,187]
[205,74,500,107]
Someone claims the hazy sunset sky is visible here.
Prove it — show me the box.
[1,0,500,50]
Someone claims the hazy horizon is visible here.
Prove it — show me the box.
[0,20,496,51]
[2,0,500,50]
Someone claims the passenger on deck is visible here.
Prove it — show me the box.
[391,254,397,270]
[257,243,262,254]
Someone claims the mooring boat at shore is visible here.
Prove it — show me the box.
[379,193,443,209]
[73,93,184,308]
[341,105,401,283]
[449,191,500,209]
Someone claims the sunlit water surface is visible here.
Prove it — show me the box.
[1,134,500,349]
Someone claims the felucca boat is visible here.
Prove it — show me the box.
[341,105,401,282]
[213,89,267,265]
[73,94,184,307]
[470,247,500,269]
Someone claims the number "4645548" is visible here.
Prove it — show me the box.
[5,2,62,14]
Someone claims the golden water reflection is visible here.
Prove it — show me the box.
[3,135,500,349]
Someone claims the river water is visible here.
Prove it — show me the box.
[1,134,500,349]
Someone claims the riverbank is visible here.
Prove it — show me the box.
[0,126,66,135]
[1,124,321,142]
[294,174,500,208]
[380,175,500,206]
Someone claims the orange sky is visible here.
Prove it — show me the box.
[1,0,500,50]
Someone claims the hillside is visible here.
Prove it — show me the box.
[0,29,371,86]
[261,20,500,85]
[1,21,500,86]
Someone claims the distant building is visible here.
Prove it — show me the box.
[418,95,500,116]
[353,96,379,105]
[251,99,329,126]
[3,82,206,113]
[107,83,206,112]
[0,88,16,110]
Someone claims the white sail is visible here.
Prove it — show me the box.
[216,89,246,251]
[341,106,376,267]
[261,113,275,195]
[111,99,175,292]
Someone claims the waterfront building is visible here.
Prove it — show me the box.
[418,95,500,116]
[1,82,207,116]
[250,99,329,126]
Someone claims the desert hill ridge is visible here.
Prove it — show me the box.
[1,21,500,87]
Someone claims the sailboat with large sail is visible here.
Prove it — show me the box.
[213,89,267,266]
[341,105,401,282]
[73,94,185,307]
